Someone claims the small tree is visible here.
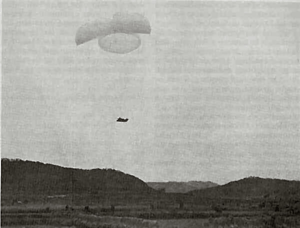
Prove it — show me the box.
[84,206,90,212]
[212,205,222,213]
[111,205,115,214]
[179,200,184,209]
[150,203,155,210]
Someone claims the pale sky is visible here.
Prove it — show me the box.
[2,0,300,184]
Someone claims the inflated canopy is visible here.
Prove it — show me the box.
[111,12,151,34]
[75,20,113,46]
[75,12,151,54]
[98,33,141,54]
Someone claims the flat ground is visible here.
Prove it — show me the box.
[2,205,300,228]
[158,219,208,228]
[2,226,76,228]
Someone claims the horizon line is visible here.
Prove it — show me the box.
[2,157,300,185]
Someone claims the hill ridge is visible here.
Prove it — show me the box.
[1,158,135,175]
[1,158,155,205]
[147,181,218,193]
[189,176,300,200]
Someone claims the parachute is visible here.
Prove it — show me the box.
[75,13,151,122]
[111,12,151,34]
[98,33,141,54]
[75,12,151,54]
[75,20,113,46]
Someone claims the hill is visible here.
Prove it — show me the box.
[1,158,155,204]
[147,181,218,193]
[189,177,300,200]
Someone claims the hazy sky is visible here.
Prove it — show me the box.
[2,0,300,184]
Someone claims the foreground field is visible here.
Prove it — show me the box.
[2,206,300,228]
[2,226,75,228]
[158,217,300,228]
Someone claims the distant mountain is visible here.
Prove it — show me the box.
[147,181,218,193]
[1,158,154,200]
[189,177,300,200]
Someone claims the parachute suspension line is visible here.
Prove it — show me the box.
[117,65,127,115]
[117,0,125,14]
[118,72,124,115]
[296,28,299,64]
[76,12,151,119]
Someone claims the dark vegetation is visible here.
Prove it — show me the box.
[147,181,218,193]
[1,158,151,194]
[2,158,300,227]
[1,210,159,228]
[1,158,158,206]
[189,176,300,199]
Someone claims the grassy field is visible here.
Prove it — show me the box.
[2,204,300,228]
[2,226,75,228]
[158,216,300,228]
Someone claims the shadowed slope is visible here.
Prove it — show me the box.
[189,177,300,200]
[147,181,218,193]
[1,158,153,196]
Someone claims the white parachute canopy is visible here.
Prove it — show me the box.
[75,12,151,54]
[111,12,151,34]
[98,33,141,54]
[75,20,113,46]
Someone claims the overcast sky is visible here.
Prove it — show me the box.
[2,0,300,184]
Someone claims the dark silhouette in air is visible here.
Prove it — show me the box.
[117,118,129,122]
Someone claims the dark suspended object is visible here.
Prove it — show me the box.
[75,12,151,54]
[117,118,129,122]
